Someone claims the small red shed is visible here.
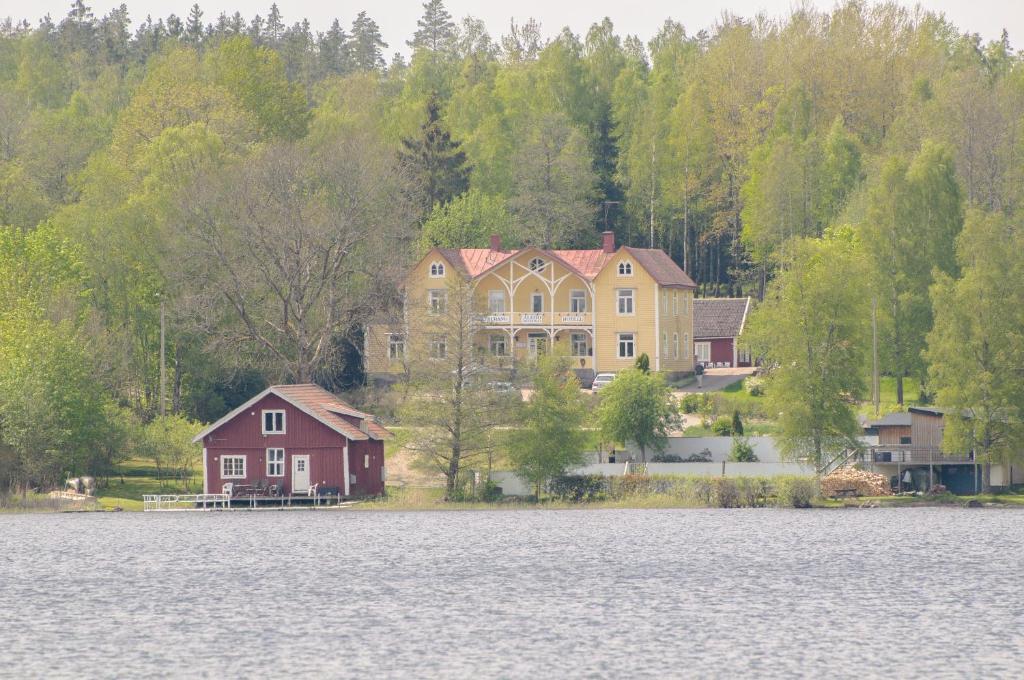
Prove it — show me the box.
[693,297,752,368]
[192,384,390,498]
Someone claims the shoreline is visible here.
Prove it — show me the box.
[4,491,1022,514]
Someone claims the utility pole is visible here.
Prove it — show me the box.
[159,297,166,417]
[872,296,880,417]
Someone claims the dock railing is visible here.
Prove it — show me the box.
[143,493,230,511]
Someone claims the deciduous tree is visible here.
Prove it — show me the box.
[509,353,589,496]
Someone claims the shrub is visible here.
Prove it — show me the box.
[651,453,684,462]
[683,448,713,462]
[680,394,702,414]
[712,478,739,507]
[549,475,606,502]
[729,436,759,462]
[735,477,769,507]
[711,416,733,436]
[745,377,765,397]
[775,476,819,508]
[610,474,658,497]
[479,479,503,502]
[731,410,744,435]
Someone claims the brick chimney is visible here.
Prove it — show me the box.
[602,231,615,254]
[490,234,503,252]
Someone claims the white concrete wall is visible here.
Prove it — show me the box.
[989,463,1022,487]
[492,461,815,496]
[577,462,813,477]
[618,436,782,462]
[490,470,533,496]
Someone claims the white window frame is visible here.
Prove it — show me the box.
[429,261,445,278]
[488,290,505,313]
[662,290,668,314]
[262,410,285,434]
[695,341,711,364]
[617,333,635,359]
[431,335,447,359]
[531,293,543,313]
[570,290,586,313]
[617,289,634,316]
[672,292,678,316]
[684,333,690,360]
[662,332,668,357]
[222,455,246,479]
[387,334,405,360]
[266,448,285,477]
[490,334,508,357]
[364,453,370,469]
[528,257,546,272]
[428,289,447,314]
[673,333,679,359]
[618,261,633,276]
[570,332,588,357]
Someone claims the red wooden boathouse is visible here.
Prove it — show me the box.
[192,384,390,498]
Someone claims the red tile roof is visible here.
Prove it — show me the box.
[275,384,391,440]
[192,384,391,443]
[550,249,614,279]
[431,245,693,285]
[437,248,518,277]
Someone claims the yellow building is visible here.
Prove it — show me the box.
[365,232,697,381]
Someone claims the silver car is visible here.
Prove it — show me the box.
[591,373,616,392]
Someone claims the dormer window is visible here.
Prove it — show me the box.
[429,261,445,277]
[262,410,285,434]
[618,261,633,276]
[528,257,546,272]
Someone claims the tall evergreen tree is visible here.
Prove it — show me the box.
[185,4,204,46]
[318,19,352,76]
[399,94,471,213]
[264,3,284,45]
[349,11,387,72]
[408,0,457,53]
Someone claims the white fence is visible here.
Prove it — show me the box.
[143,493,230,511]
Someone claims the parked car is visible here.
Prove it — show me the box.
[487,381,517,393]
[591,373,616,392]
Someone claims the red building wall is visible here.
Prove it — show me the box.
[708,338,734,365]
[201,393,384,497]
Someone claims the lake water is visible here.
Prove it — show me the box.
[2,508,1023,678]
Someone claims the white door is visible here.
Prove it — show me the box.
[292,455,310,494]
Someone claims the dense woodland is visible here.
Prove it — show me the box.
[2,1,1024,489]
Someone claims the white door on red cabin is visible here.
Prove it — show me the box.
[292,455,310,494]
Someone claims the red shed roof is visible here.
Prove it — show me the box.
[192,384,391,443]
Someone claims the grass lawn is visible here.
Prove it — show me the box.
[857,376,923,417]
[96,458,202,510]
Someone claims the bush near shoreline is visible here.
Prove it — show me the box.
[548,474,819,508]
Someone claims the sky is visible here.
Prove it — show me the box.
[5,1,1021,51]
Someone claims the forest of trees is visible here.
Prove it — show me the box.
[2,1,1023,489]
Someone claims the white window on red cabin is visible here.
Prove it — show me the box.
[262,410,285,434]
[364,453,370,469]
[222,455,246,479]
[266,448,285,477]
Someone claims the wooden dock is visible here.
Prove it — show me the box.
[142,493,363,511]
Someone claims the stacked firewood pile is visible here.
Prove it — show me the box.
[822,467,891,497]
